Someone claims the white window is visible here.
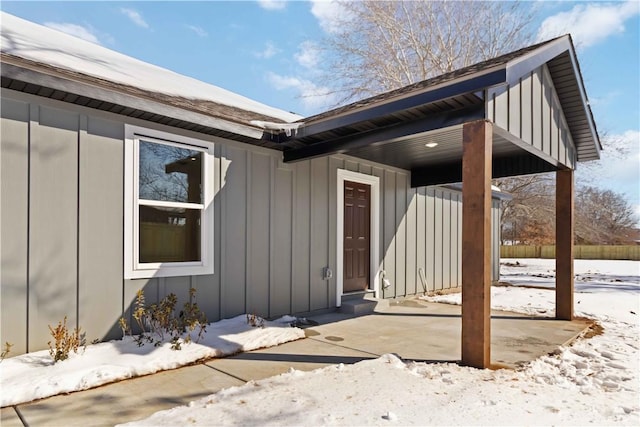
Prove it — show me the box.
[124,125,214,279]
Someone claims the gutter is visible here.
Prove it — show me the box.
[250,120,304,137]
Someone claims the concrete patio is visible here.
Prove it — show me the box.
[1,300,591,427]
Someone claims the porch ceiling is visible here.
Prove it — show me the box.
[321,123,558,187]
[282,94,559,187]
[345,125,517,169]
[355,125,557,187]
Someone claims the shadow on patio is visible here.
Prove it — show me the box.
[209,299,592,379]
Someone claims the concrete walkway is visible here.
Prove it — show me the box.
[1,300,590,426]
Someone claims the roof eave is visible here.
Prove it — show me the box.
[564,39,603,158]
[0,56,272,141]
[295,66,507,138]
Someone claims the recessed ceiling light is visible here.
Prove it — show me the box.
[425,142,438,148]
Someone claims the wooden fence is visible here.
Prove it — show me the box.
[500,245,640,261]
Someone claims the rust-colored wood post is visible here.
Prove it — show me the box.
[556,168,574,320]
[461,120,493,368]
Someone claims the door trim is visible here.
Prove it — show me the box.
[336,169,380,306]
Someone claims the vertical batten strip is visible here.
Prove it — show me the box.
[289,162,295,314]
[76,115,87,331]
[245,151,251,314]
[219,145,227,318]
[26,103,37,352]
[268,156,275,318]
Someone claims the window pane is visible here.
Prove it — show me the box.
[139,206,201,263]
[139,140,202,203]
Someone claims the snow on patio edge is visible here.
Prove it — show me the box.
[0,315,305,407]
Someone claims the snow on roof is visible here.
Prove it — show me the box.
[0,12,302,124]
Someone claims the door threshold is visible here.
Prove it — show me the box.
[342,289,376,301]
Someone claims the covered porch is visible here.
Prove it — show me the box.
[279,35,600,368]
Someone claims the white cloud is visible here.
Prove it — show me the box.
[187,25,208,37]
[43,22,101,44]
[295,40,320,69]
[257,0,287,11]
[120,8,149,29]
[537,0,640,49]
[310,0,351,34]
[254,41,280,59]
[266,71,336,112]
[580,130,640,218]
[589,90,621,109]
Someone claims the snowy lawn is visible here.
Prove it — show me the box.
[121,259,639,426]
[0,315,304,407]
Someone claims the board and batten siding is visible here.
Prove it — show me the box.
[1,93,124,354]
[1,89,500,355]
[487,64,577,169]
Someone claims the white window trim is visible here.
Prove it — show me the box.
[124,124,214,279]
[336,169,381,306]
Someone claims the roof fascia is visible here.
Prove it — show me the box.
[505,36,572,87]
[563,43,602,153]
[295,68,506,139]
[1,60,266,140]
[284,104,484,163]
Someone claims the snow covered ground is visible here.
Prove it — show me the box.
[121,259,639,426]
[0,315,304,407]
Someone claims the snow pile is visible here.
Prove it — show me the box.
[0,315,304,407]
[122,348,638,426]
[0,12,302,123]
[121,259,639,426]
[500,258,639,291]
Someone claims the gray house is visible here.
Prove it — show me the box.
[1,13,599,367]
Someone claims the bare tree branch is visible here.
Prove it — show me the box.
[317,0,535,105]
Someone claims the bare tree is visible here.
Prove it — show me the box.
[575,187,637,244]
[318,0,536,104]
[496,174,637,245]
[494,174,555,244]
[576,132,632,184]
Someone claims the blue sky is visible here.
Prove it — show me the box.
[2,0,639,216]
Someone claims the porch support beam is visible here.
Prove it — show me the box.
[461,119,493,369]
[283,105,484,163]
[555,168,574,320]
[410,153,556,187]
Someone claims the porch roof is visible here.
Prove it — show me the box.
[281,35,601,186]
